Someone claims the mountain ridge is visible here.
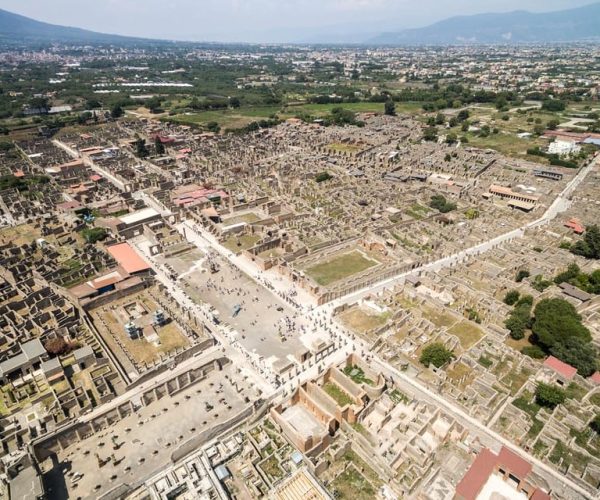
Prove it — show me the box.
[0,8,154,44]
[369,3,600,44]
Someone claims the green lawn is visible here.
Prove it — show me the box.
[323,382,354,407]
[166,106,281,130]
[304,250,378,286]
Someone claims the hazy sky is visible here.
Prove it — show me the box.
[1,0,595,42]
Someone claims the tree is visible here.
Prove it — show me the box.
[547,119,560,130]
[44,336,71,355]
[505,294,533,340]
[110,104,124,119]
[550,337,598,377]
[420,343,453,368]
[503,290,520,306]
[591,414,600,434]
[315,172,333,183]
[542,99,566,112]
[134,137,149,158]
[457,109,469,122]
[571,225,600,259]
[422,127,438,142]
[384,100,396,116]
[521,345,545,359]
[206,121,220,133]
[515,269,530,282]
[155,137,165,155]
[445,132,458,145]
[229,97,241,109]
[435,113,445,125]
[429,194,456,213]
[532,298,591,349]
[535,383,566,409]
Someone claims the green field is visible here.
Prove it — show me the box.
[166,106,281,129]
[305,250,379,286]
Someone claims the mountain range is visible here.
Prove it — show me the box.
[369,3,600,44]
[0,8,148,44]
[0,3,600,46]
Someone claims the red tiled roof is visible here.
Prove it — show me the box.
[543,356,577,380]
[13,170,25,178]
[107,243,151,274]
[455,448,497,500]
[589,371,600,385]
[90,174,103,182]
[531,489,552,500]
[497,446,532,479]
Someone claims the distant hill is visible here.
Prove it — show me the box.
[0,8,151,44]
[369,3,600,45]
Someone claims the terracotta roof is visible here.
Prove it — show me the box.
[543,355,577,380]
[90,174,103,182]
[455,448,498,500]
[589,371,600,385]
[531,489,552,500]
[107,243,151,274]
[497,446,532,478]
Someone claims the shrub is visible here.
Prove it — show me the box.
[315,172,333,183]
[521,345,546,359]
[516,269,530,282]
[420,343,453,368]
[81,227,107,244]
[535,383,566,409]
[503,290,520,306]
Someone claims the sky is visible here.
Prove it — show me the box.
[0,0,596,42]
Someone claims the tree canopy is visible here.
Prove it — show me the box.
[535,383,566,409]
[571,225,600,260]
[420,343,453,368]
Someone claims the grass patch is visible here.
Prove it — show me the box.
[222,234,261,253]
[478,356,493,368]
[501,367,532,395]
[422,306,457,329]
[166,105,281,130]
[389,389,410,405]
[406,203,431,220]
[304,250,378,286]
[512,391,541,418]
[446,363,475,390]
[565,383,587,402]
[323,382,354,407]
[343,365,374,386]
[221,212,260,226]
[339,307,389,333]
[331,465,375,500]
[447,321,484,349]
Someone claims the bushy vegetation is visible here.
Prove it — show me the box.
[505,294,533,340]
[571,225,600,260]
[503,290,520,306]
[81,227,107,244]
[515,269,530,282]
[315,172,333,183]
[420,343,453,368]
[532,298,597,377]
[429,195,456,213]
[554,263,600,294]
[535,383,566,409]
